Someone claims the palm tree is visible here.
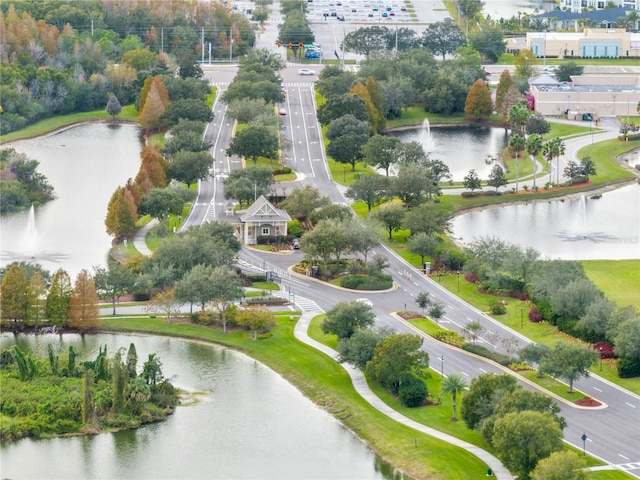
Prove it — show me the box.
[542,140,554,186]
[441,373,468,421]
[552,137,566,185]
[508,133,526,191]
[526,134,543,190]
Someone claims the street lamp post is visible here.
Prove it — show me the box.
[520,306,524,329]
[439,355,445,378]
[457,270,460,292]
[599,346,603,371]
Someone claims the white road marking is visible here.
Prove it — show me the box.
[619,454,630,460]
[461,372,469,377]
[593,387,602,392]
[626,402,636,408]
[478,368,487,373]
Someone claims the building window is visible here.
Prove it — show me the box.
[581,0,587,6]
[262,227,269,235]
[596,1,604,7]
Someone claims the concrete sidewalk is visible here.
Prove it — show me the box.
[293,312,513,480]
[132,219,158,256]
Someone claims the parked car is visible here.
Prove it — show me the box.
[305,50,321,59]
[292,239,300,249]
[278,108,287,115]
[298,68,316,75]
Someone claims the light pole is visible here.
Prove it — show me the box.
[520,306,524,329]
[457,270,460,292]
[599,346,603,371]
[439,355,445,378]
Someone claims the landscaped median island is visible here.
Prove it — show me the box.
[396,311,605,408]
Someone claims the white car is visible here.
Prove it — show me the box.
[298,68,316,75]
[356,298,373,308]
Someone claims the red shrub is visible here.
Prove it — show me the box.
[528,306,543,323]
[593,341,617,359]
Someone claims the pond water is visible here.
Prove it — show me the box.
[0,124,142,277]
[451,183,640,260]
[389,125,508,181]
[0,333,396,480]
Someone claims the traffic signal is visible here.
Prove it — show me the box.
[299,42,303,48]
[288,42,293,48]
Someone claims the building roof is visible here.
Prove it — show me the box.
[533,7,633,23]
[238,195,291,223]
[529,72,562,86]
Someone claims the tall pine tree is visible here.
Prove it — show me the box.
[68,269,100,331]
[0,264,28,321]
[46,268,72,326]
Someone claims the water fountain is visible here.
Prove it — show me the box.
[24,205,38,258]
[421,118,436,153]
[555,194,618,244]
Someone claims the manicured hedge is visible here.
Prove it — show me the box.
[461,343,515,366]
[339,274,393,290]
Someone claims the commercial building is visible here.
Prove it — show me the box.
[559,0,639,13]
[526,28,640,58]
[528,73,640,117]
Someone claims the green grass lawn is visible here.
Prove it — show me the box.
[0,105,139,144]
[100,315,492,479]
[582,259,640,310]
[591,471,639,480]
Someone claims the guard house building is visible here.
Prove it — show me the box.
[237,195,291,245]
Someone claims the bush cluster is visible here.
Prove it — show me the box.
[339,273,392,290]
[462,343,515,366]
[432,329,466,347]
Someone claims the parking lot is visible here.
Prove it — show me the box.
[305,0,416,24]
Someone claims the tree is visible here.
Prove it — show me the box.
[223,166,274,207]
[168,151,213,187]
[464,79,493,121]
[508,100,532,137]
[371,202,405,240]
[514,49,538,78]
[138,188,184,219]
[402,203,450,237]
[206,266,245,333]
[365,333,429,395]
[176,50,203,79]
[161,98,213,127]
[422,22,466,61]
[441,373,468,420]
[283,185,331,229]
[612,319,640,360]
[540,342,599,393]
[346,174,389,212]
[226,124,278,166]
[106,94,122,119]
[175,264,218,312]
[555,61,584,83]
[93,262,136,315]
[277,10,314,45]
[463,169,482,192]
[551,277,602,319]
[463,320,484,343]
[461,373,517,430]
[527,115,550,135]
[508,133,525,159]
[68,269,100,331]
[487,165,508,192]
[365,76,386,133]
[227,98,272,123]
[146,289,180,323]
[493,411,563,480]
[46,268,72,326]
[327,132,368,171]
[407,232,441,266]
[469,28,506,63]
[343,26,389,56]
[301,219,352,273]
[531,451,589,480]
[518,343,552,375]
[321,301,376,340]
[0,264,28,321]
[105,186,137,239]
[326,114,370,141]
[138,77,169,131]
[26,272,47,324]
[236,306,277,340]
[338,328,382,370]
[580,155,597,180]
[494,70,515,117]
[361,135,401,176]
[163,130,211,156]
[240,48,286,71]
[317,94,368,125]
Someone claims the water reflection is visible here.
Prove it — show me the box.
[451,184,640,260]
[0,124,143,277]
[483,0,558,19]
[390,126,508,181]
[0,333,393,480]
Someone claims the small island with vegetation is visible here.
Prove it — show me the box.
[0,148,54,214]
[0,342,178,443]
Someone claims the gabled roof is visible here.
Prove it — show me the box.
[239,195,291,223]
[529,73,562,86]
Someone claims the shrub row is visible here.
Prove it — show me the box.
[461,190,500,198]
[257,235,295,245]
[432,329,466,347]
[462,343,515,366]
[245,296,288,306]
[339,274,393,290]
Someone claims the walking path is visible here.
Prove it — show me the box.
[132,219,157,256]
[293,311,513,479]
